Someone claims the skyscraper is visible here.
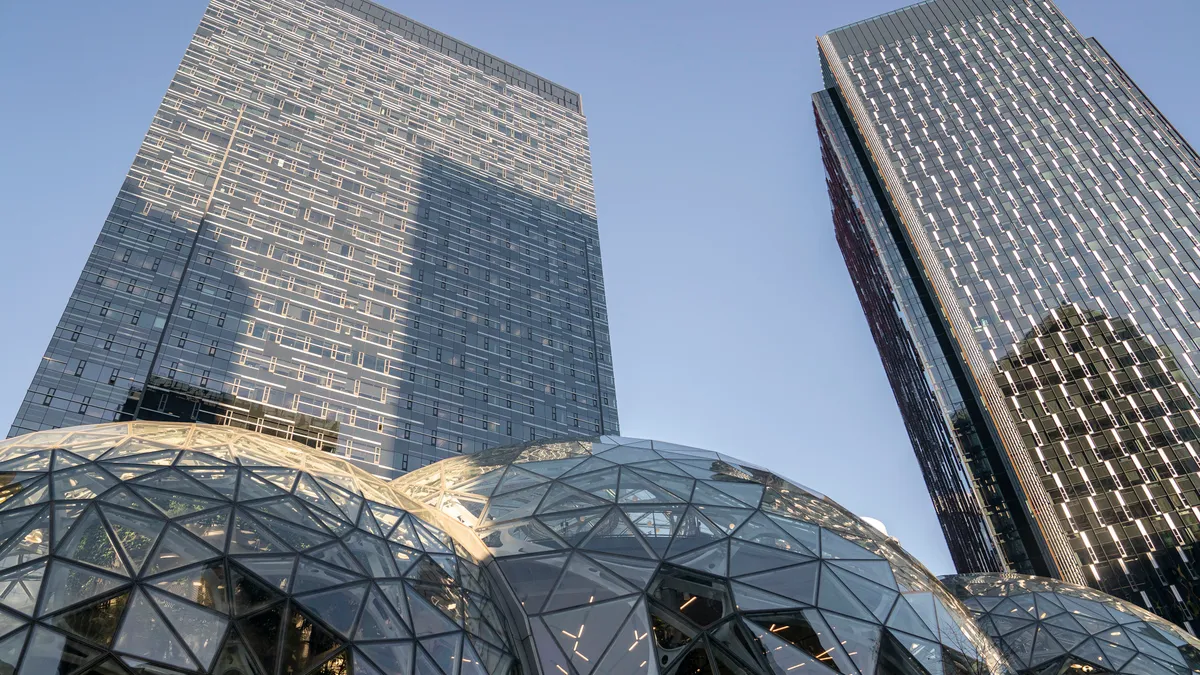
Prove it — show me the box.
[816,0,1200,631]
[9,0,619,477]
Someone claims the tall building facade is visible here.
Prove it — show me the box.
[9,0,619,477]
[816,0,1200,632]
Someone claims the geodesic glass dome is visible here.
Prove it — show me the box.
[393,436,1011,675]
[0,422,518,675]
[943,574,1200,675]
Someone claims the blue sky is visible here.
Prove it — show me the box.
[1,0,1197,575]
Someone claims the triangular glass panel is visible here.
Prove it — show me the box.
[356,505,383,537]
[824,611,881,675]
[149,587,229,670]
[150,563,229,613]
[232,556,294,594]
[491,466,546,496]
[17,625,102,675]
[52,466,120,500]
[497,553,567,615]
[0,451,50,473]
[344,531,397,578]
[295,582,368,638]
[1027,625,1066,668]
[229,513,291,554]
[113,589,197,670]
[820,528,880,560]
[229,565,284,617]
[177,451,234,467]
[704,480,764,507]
[251,511,331,551]
[458,638,497,675]
[0,559,45,616]
[829,559,897,590]
[617,470,685,504]
[560,455,617,478]
[175,508,230,551]
[0,508,48,561]
[1096,636,1136,670]
[314,478,363,522]
[765,514,821,554]
[543,552,638,613]
[176,468,239,499]
[291,558,361,594]
[543,595,638,675]
[732,511,808,551]
[991,611,1035,635]
[887,596,938,641]
[0,627,26,674]
[749,609,855,674]
[696,505,754,535]
[590,598,653,675]
[105,449,179,467]
[237,605,284,673]
[665,506,724,558]
[580,509,656,559]
[58,508,128,575]
[737,561,819,606]
[476,518,567,557]
[306,541,366,575]
[355,585,411,641]
[237,470,289,501]
[45,590,127,647]
[50,450,86,471]
[99,506,165,576]
[1000,624,1037,669]
[144,525,221,576]
[52,503,87,546]
[669,540,729,577]
[828,565,898,622]
[481,484,550,525]
[97,486,153,514]
[754,624,841,675]
[421,633,462,675]
[538,506,609,546]
[622,508,681,555]
[887,629,944,675]
[816,567,875,622]
[134,486,224,518]
[729,540,810,576]
[132,469,224,500]
[561,467,620,501]
[689,481,752,508]
[520,458,586,478]
[358,642,414,675]
[628,467,695,500]
[248,468,298,492]
[210,633,261,675]
[412,520,453,555]
[536,482,608,515]
[293,474,344,521]
[376,580,413,627]
[0,476,48,512]
[406,584,461,637]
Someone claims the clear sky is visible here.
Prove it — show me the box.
[1,0,1198,575]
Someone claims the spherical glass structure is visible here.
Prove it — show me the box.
[394,436,1010,675]
[943,574,1200,675]
[0,422,519,675]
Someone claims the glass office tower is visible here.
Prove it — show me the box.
[9,0,619,478]
[815,0,1200,631]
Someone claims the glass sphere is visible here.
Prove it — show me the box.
[943,573,1200,675]
[0,422,519,675]
[394,436,1011,675]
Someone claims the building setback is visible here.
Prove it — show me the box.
[9,0,619,477]
[815,0,1200,631]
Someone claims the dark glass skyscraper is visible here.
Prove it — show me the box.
[816,0,1200,632]
[9,0,619,477]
